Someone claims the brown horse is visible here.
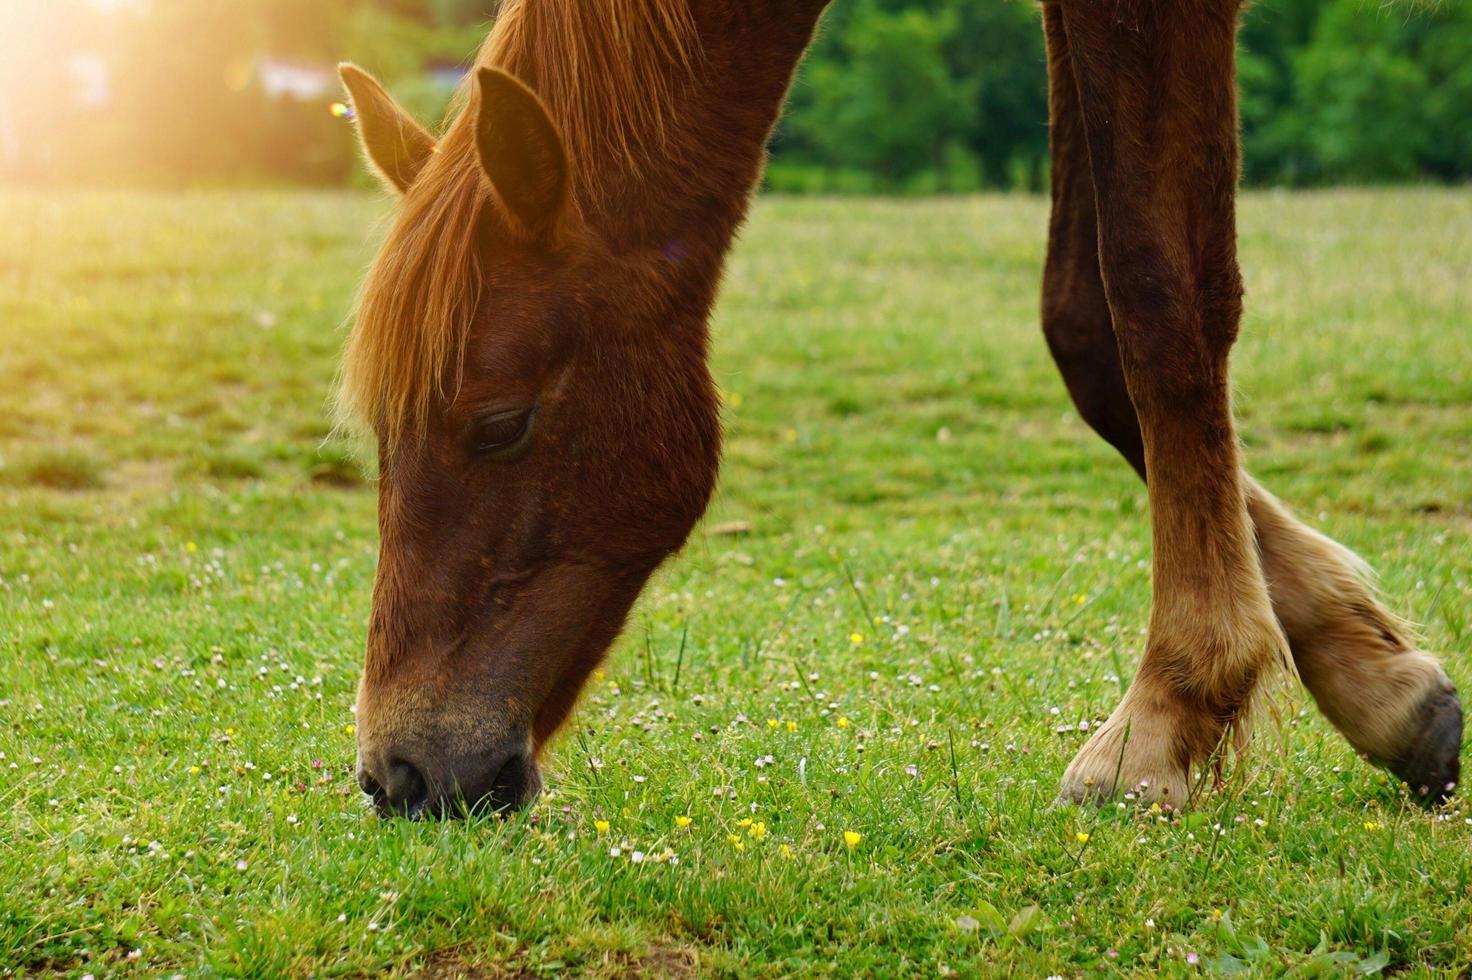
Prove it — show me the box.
[339,0,1461,818]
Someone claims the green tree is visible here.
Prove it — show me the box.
[782,1,978,191]
[1239,0,1472,185]
[941,0,1047,190]
[1292,3,1431,183]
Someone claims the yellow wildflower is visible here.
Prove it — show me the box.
[837,716,851,728]
[749,821,767,840]
[786,721,798,733]
[594,820,610,834]
[1076,832,1090,845]
[1363,821,1380,831]
[843,831,862,849]
[768,719,779,729]
[849,633,864,645]
[675,816,692,828]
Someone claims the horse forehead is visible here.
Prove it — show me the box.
[455,304,559,393]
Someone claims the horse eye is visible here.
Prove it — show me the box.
[468,407,536,459]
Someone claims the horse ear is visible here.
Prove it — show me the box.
[474,68,568,234]
[338,64,436,193]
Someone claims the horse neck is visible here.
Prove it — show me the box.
[565,0,830,263]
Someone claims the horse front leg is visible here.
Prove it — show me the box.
[1048,0,1288,806]
[1040,2,1460,805]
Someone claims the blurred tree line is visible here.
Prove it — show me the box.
[2,0,1468,190]
[774,0,1472,192]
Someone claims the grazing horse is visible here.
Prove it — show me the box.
[339,0,1461,818]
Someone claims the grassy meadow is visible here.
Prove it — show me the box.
[1,187,1470,976]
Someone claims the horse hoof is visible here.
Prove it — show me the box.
[1386,687,1462,806]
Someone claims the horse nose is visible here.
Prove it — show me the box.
[359,757,430,818]
[357,742,540,818]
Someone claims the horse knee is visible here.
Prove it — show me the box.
[1098,241,1244,403]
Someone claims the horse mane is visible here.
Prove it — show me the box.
[337,0,699,447]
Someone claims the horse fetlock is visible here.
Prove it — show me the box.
[1146,606,1287,710]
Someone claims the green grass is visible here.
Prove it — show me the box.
[0,449,106,492]
[1,187,1469,977]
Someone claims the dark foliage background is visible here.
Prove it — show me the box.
[2,0,1469,190]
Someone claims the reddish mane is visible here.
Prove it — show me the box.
[337,0,699,448]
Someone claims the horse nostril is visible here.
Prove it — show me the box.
[358,769,382,798]
[484,752,537,813]
[381,759,430,817]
